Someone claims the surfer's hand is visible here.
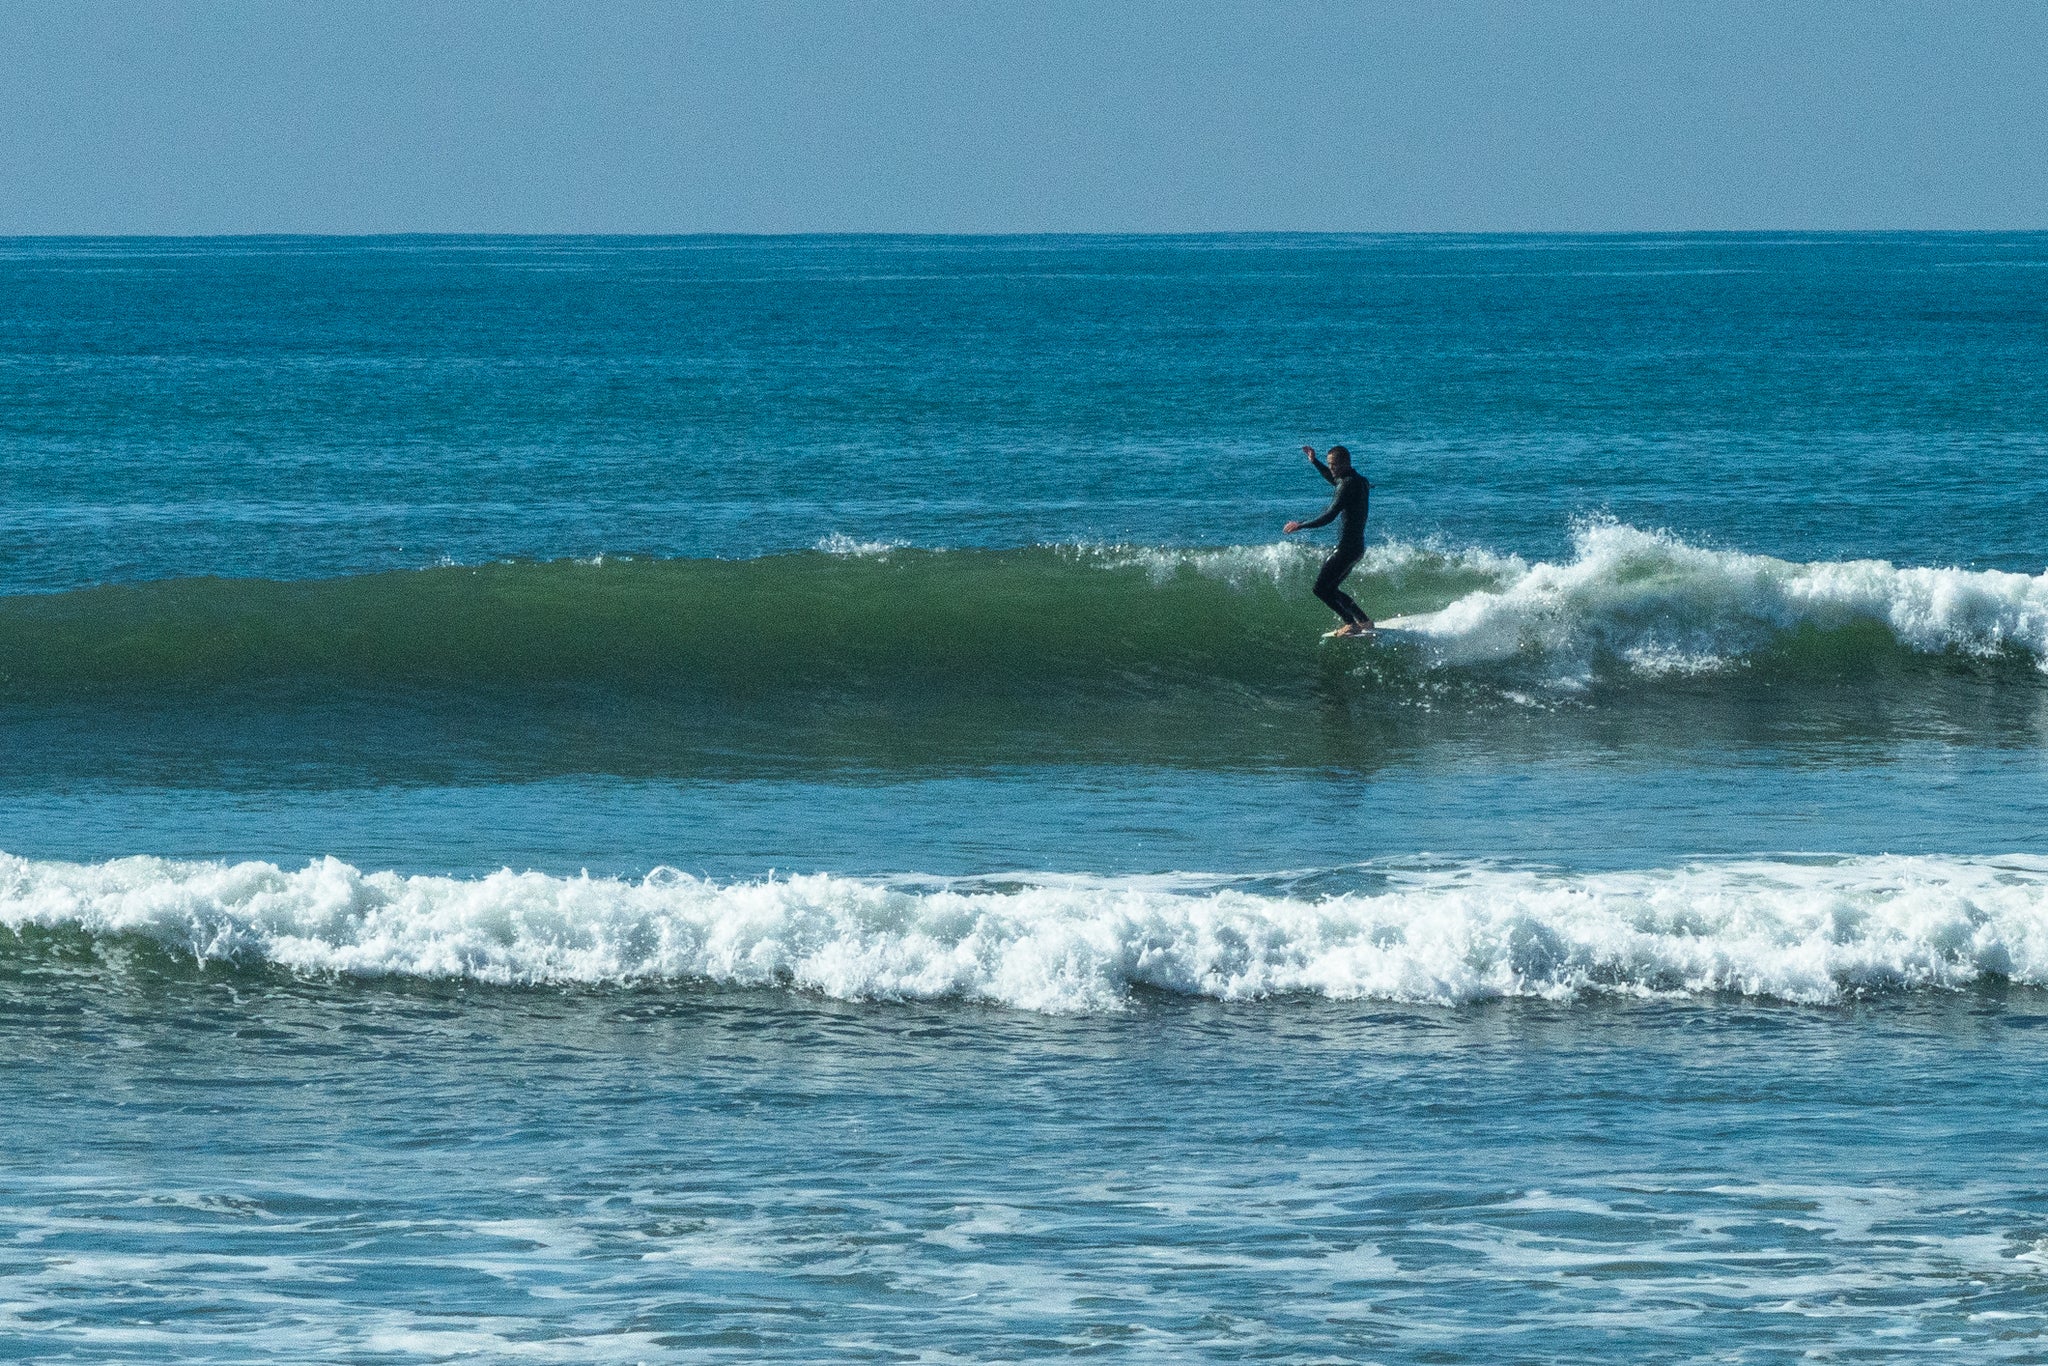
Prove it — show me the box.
[1283,521,1302,534]
[1302,446,1317,462]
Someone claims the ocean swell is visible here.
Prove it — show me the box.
[6,852,2047,1011]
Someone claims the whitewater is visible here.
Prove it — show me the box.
[1374,521,2048,676]
[10,851,2047,1011]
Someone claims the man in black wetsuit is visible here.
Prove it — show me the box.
[1283,444,1373,635]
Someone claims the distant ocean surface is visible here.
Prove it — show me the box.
[5,234,2048,1362]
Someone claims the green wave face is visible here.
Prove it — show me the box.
[0,544,1501,701]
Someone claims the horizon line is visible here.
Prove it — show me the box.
[6,227,2047,243]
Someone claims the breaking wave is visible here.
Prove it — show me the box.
[0,525,2041,704]
[1392,522,2048,682]
[6,851,2048,1012]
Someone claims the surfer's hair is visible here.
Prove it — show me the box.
[1328,445,1351,462]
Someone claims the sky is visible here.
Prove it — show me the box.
[2,0,2044,235]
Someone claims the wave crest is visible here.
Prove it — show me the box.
[1402,523,2048,678]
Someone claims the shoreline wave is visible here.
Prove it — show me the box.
[7,852,2047,1012]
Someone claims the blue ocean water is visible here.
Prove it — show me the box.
[5,233,2048,1361]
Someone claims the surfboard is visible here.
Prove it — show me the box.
[1322,613,1433,642]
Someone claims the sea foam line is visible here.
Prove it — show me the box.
[5,853,2047,1011]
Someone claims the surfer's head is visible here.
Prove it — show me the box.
[1327,445,1353,473]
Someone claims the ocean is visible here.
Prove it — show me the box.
[4,232,2048,1362]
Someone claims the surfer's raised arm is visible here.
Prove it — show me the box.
[1304,445,1336,485]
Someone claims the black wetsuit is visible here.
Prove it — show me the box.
[1299,467,1371,626]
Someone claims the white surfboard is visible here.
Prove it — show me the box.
[1322,612,1436,642]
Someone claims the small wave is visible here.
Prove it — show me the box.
[6,852,2046,1012]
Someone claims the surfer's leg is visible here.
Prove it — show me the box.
[1312,551,1365,624]
[1333,588,1372,630]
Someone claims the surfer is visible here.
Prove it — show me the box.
[1284,445,1374,635]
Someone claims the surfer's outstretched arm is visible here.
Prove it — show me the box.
[1285,491,1344,535]
[1304,445,1336,485]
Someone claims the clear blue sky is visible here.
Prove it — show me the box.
[4,0,2044,234]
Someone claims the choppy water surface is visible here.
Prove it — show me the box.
[4,233,2048,1361]
[10,962,2048,1363]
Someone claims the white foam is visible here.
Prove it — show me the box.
[1091,537,1522,591]
[813,532,906,557]
[1393,522,2048,674]
[6,852,2048,1013]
